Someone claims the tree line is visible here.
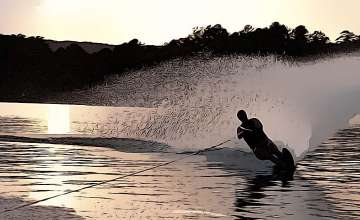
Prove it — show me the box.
[1,22,359,102]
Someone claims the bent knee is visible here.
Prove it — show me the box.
[254,150,270,160]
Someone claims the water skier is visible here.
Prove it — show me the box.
[236,110,289,168]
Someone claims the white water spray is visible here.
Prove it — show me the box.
[58,53,360,158]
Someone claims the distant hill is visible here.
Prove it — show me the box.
[46,40,115,53]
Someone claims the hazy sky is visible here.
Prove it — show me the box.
[1,0,359,45]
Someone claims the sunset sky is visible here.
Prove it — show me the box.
[1,0,359,45]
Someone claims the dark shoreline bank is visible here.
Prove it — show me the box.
[1,22,359,103]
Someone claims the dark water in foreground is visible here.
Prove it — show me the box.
[0,125,359,219]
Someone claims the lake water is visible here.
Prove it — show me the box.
[2,51,360,220]
[0,102,359,220]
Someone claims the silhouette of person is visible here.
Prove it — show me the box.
[237,110,285,167]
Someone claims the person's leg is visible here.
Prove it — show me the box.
[267,141,283,159]
[253,141,286,167]
[253,147,267,160]
[264,140,289,168]
[253,147,284,167]
[269,154,286,168]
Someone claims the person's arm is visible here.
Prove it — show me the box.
[237,127,244,139]
[239,125,253,132]
[237,126,253,139]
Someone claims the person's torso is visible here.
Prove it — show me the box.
[241,118,269,149]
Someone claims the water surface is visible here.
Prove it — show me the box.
[0,103,359,219]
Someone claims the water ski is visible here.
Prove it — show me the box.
[273,148,296,176]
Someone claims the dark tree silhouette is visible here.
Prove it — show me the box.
[242,25,255,34]
[334,30,360,52]
[336,30,359,43]
[267,22,290,54]
[288,25,309,55]
[309,31,329,44]
[308,31,330,53]
[201,24,229,52]
[1,22,360,102]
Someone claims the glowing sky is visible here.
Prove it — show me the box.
[1,0,359,45]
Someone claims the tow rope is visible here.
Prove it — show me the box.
[0,139,231,215]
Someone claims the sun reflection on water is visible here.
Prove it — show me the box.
[47,104,70,134]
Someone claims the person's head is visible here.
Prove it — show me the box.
[237,110,248,122]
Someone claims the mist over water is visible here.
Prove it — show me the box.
[55,53,360,158]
